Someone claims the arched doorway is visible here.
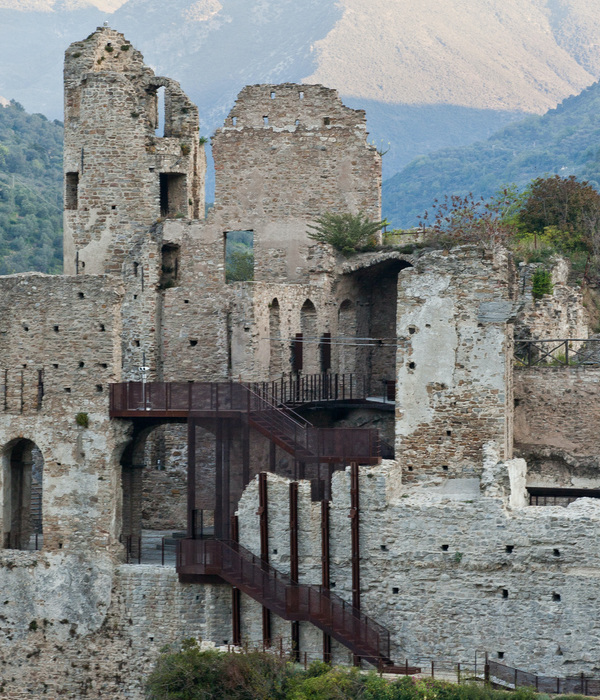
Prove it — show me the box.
[269,298,283,378]
[300,299,318,374]
[2,439,43,550]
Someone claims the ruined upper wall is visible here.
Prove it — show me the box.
[63,26,205,277]
[210,84,381,282]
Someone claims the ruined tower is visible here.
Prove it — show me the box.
[62,26,205,278]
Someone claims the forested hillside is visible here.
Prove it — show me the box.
[383,81,600,228]
[0,101,63,274]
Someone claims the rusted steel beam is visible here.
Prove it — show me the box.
[259,472,271,647]
[350,461,360,667]
[231,515,242,647]
[321,499,332,663]
[290,482,300,660]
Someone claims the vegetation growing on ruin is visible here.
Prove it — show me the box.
[307,212,387,256]
[0,100,63,275]
[147,643,585,700]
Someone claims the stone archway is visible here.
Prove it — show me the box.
[2,439,44,550]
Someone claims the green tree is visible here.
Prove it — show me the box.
[518,175,600,254]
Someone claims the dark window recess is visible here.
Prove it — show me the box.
[441,544,449,551]
[160,243,180,289]
[133,262,139,277]
[65,172,79,210]
[502,589,509,599]
[225,230,254,283]
[292,333,303,373]
[506,545,514,553]
[323,117,331,125]
[320,333,332,372]
[189,339,198,347]
[96,385,103,393]
[159,173,187,217]
[392,587,399,595]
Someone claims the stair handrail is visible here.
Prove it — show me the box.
[212,538,390,652]
[242,382,312,431]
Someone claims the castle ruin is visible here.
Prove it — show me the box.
[1,26,600,698]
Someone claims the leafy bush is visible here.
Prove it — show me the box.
[307,212,387,257]
[146,645,558,700]
[531,268,553,298]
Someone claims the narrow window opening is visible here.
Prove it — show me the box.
[407,466,413,472]
[295,119,300,126]
[232,116,237,126]
[380,544,388,551]
[498,652,504,660]
[263,116,269,125]
[96,384,103,393]
[65,172,79,210]
[99,324,105,332]
[53,325,59,332]
[111,204,117,210]
[134,340,140,347]
[446,430,452,436]
[323,117,331,126]
[270,91,275,99]
[225,230,254,283]
[392,587,399,594]
[159,173,187,218]
[133,294,138,300]
[52,363,58,369]
[155,85,166,137]
[64,388,71,393]
[553,593,561,601]
[442,465,449,471]
[502,589,509,599]
[133,262,139,277]
[299,91,304,99]
[160,243,180,289]
[292,333,303,374]
[553,548,560,557]
[80,261,85,270]
[4,441,44,551]
[320,333,332,373]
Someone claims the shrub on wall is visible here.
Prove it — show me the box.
[307,212,387,257]
[531,268,553,299]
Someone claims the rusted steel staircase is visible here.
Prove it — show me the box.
[178,537,411,670]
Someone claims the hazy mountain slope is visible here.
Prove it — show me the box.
[0,101,63,274]
[307,0,596,113]
[382,81,600,228]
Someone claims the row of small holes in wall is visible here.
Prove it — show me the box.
[261,116,331,126]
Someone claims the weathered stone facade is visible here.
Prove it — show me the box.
[1,24,600,700]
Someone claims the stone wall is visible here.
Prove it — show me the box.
[0,557,230,698]
[235,462,600,677]
[514,367,600,487]
[395,247,515,483]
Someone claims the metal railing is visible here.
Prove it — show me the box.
[110,381,380,465]
[487,659,600,695]
[515,338,600,367]
[177,537,391,666]
[120,530,185,565]
[251,373,366,406]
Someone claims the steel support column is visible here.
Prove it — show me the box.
[321,499,332,663]
[290,482,300,660]
[231,515,242,646]
[187,417,196,538]
[350,461,360,666]
[259,472,271,647]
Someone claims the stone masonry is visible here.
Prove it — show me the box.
[1,24,600,699]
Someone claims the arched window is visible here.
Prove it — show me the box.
[269,299,283,377]
[338,300,356,374]
[300,299,318,374]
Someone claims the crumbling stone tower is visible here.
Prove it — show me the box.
[63,26,205,377]
[63,26,204,277]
